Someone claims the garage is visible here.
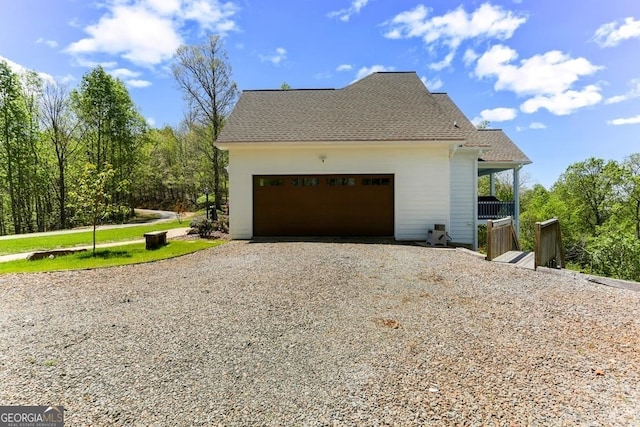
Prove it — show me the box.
[253,174,394,237]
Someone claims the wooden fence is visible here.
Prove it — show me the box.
[534,218,565,269]
[486,216,520,261]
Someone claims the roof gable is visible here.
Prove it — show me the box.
[217,72,465,143]
[217,71,530,164]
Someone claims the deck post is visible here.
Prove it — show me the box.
[489,173,495,197]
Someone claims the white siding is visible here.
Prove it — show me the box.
[227,144,452,240]
[449,151,477,247]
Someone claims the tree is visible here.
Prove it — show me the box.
[40,81,80,229]
[0,60,30,234]
[171,35,238,211]
[71,66,146,214]
[476,120,490,129]
[68,162,128,256]
[552,157,623,235]
[134,125,202,209]
[280,82,291,90]
[620,154,640,240]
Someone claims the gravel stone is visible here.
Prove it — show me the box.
[1,241,639,425]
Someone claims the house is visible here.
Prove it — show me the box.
[215,71,531,248]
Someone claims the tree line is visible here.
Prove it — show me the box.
[485,155,640,281]
[0,35,235,235]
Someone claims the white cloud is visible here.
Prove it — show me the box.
[475,45,602,95]
[337,64,353,72]
[384,3,526,69]
[259,47,287,65]
[109,68,141,79]
[0,55,56,86]
[429,52,454,71]
[593,17,640,47]
[36,38,59,48]
[328,0,369,22]
[529,122,547,129]
[607,115,640,125]
[65,0,239,67]
[354,65,395,81]
[181,0,239,32]
[605,78,640,104]
[72,57,119,69]
[462,49,479,66]
[126,79,152,88]
[477,107,518,122]
[473,44,604,115]
[146,117,157,127]
[516,121,546,132]
[420,75,443,91]
[520,85,602,115]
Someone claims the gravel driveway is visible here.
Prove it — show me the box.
[1,241,639,426]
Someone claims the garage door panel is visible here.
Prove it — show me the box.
[253,174,393,237]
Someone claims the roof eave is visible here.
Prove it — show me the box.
[215,138,467,150]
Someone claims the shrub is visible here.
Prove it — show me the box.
[193,218,214,238]
[213,214,229,234]
[588,230,640,281]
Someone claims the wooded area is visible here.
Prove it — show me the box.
[0,36,233,237]
[484,155,640,281]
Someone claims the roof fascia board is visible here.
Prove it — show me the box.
[216,140,464,150]
[478,160,531,170]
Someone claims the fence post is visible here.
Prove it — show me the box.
[556,220,566,268]
[535,218,564,270]
[534,221,542,270]
[486,219,494,261]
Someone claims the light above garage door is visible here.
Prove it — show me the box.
[253,174,394,237]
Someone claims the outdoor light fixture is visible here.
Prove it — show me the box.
[319,155,327,163]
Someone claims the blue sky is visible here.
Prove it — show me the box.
[1,0,639,188]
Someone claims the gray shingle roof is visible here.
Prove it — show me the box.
[430,93,530,163]
[475,129,531,164]
[217,71,530,164]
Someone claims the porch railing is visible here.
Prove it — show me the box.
[478,201,515,220]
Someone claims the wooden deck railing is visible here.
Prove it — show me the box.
[486,216,520,261]
[478,201,515,220]
[534,218,565,269]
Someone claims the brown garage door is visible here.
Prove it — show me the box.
[253,174,394,237]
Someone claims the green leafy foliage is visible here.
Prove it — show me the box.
[172,35,238,211]
[519,154,640,281]
[192,218,214,238]
[68,162,129,255]
[1,58,231,238]
[588,225,640,281]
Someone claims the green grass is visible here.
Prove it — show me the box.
[0,240,223,274]
[0,220,187,255]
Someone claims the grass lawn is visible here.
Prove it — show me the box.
[0,240,223,274]
[0,220,187,256]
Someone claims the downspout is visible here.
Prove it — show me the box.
[473,151,481,251]
[513,165,521,239]
[449,144,462,159]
